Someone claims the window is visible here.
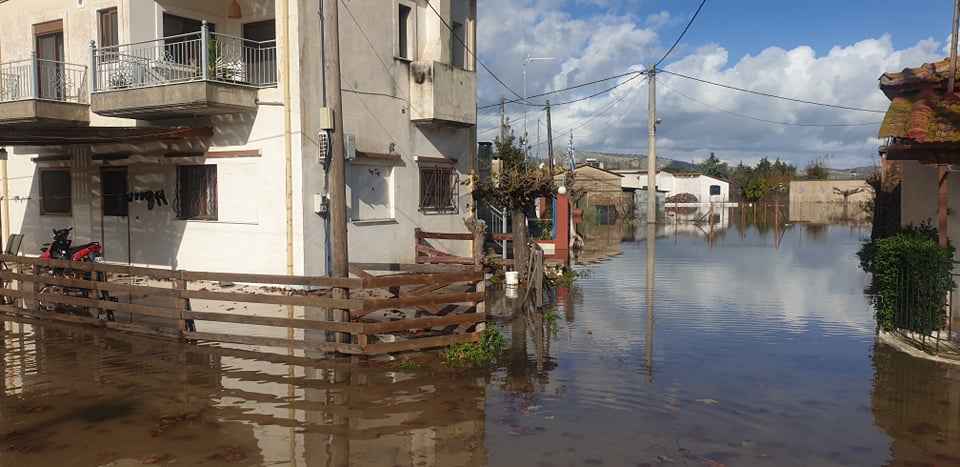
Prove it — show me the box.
[243,20,277,85]
[397,3,413,60]
[98,8,118,60]
[175,165,217,220]
[709,185,721,196]
[39,168,71,215]
[34,20,64,100]
[101,167,127,217]
[419,165,458,213]
[451,21,465,68]
[162,14,213,66]
[596,205,618,225]
[349,165,394,221]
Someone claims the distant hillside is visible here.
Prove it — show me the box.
[567,150,696,172]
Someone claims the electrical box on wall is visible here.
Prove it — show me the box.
[313,193,329,215]
[344,134,356,161]
[318,108,334,130]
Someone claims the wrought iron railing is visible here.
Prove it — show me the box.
[882,256,959,357]
[0,55,88,104]
[91,21,276,92]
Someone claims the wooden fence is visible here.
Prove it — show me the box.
[0,254,485,356]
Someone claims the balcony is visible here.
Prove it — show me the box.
[90,24,276,120]
[0,56,90,126]
[409,61,477,127]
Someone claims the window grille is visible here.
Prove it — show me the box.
[175,165,217,220]
[419,166,458,213]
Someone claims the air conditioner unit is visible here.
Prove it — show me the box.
[318,131,330,164]
[344,134,356,161]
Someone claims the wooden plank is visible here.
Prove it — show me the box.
[183,309,362,333]
[360,291,483,314]
[180,270,363,288]
[348,265,376,279]
[362,271,481,288]
[100,300,181,320]
[349,262,473,274]
[361,332,479,354]
[415,231,473,240]
[180,288,364,310]
[416,255,472,265]
[186,331,364,354]
[417,244,457,257]
[363,312,484,334]
[0,255,180,279]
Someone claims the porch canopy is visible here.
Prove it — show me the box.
[0,126,213,146]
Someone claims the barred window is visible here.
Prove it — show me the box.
[175,165,217,220]
[419,165,458,213]
[39,168,71,215]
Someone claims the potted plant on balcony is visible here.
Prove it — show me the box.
[108,65,133,89]
[206,38,244,82]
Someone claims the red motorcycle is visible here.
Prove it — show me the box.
[38,228,113,319]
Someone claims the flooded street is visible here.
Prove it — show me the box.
[3,222,960,466]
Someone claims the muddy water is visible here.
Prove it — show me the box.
[1,224,959,466]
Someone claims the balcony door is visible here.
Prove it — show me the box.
[34,20,64,100]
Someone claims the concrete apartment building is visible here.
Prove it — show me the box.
[0,0,478,275]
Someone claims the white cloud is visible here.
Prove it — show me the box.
[477,2,946,169]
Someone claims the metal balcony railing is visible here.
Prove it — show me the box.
[0,55,88,104]
[91,21,276,92]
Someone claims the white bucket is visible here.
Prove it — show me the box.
[504,271,519,286]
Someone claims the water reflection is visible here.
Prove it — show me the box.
[0,319,488,466]
[2,215,959,466]
[871,343,960,465]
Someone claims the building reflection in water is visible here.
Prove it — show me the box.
[871,342,960,465]
[1,315,489,466]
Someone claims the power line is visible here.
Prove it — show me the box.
[656,0,706,68]
[478,70,643,110]
[660,69,888,113]
[658,80,883,127]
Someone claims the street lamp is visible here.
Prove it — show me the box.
[523,56,553,154]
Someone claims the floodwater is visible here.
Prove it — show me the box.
[2,219,960,466]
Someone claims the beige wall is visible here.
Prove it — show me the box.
[789,180,872,205]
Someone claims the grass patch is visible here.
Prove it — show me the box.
[440,328,505,368]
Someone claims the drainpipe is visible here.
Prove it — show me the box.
[282,0,294,275]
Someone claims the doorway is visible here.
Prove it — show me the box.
[101,167,130,264]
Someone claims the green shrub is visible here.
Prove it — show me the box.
[858,222,955,333]
[440,328,504,368]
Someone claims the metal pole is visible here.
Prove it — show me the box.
[647,62,657,225]
[546,99,554,173]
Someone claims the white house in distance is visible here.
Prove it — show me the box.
[0,0,477,275]
[617,170,731,203]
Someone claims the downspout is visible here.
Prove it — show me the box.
[283,0,294,274]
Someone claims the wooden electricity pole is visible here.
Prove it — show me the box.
[323,0,348,277]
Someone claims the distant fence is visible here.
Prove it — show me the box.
[0,255,484,356]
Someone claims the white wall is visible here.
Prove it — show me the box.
[0,0,477,272]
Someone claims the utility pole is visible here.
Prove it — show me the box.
[646,62,657,225]
[545,99,554,173]
[323,0,348,278]
[499,95,506,142]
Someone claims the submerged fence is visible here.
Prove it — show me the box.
[0,255,484,356]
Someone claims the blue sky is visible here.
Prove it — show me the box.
[476,1,953,169]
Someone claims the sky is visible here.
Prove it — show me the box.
[475,0,954,170]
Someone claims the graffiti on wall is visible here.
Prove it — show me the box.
[128,190,169,211]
